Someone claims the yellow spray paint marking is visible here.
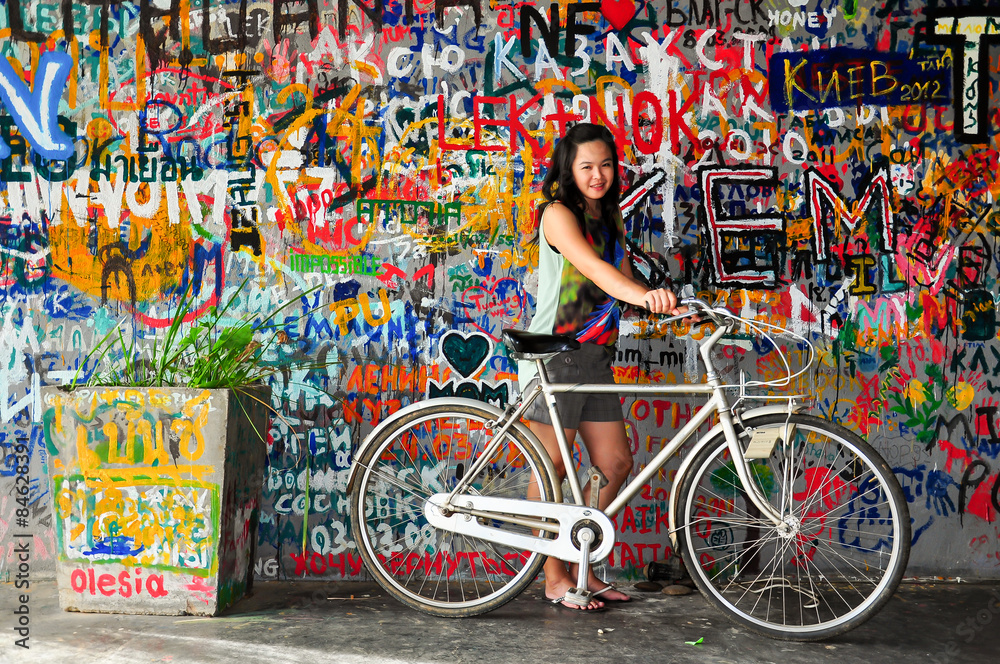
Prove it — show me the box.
[946,382,975,410]
[906,379,927,406]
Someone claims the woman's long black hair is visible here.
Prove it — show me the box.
[540,123,622,240]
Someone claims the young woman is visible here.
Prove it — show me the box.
[518,123,682,611]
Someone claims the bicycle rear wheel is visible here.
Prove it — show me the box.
[678,413,910,640]
[350,400,556,617]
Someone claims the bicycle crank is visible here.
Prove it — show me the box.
[423,493,616,564]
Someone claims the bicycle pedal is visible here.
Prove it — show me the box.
[587,466,608,509]
[562,587,592,607]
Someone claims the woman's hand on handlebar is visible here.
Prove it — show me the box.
[640,290,706,324]
[642,288,684,315]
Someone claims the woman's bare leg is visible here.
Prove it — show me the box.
[572,420,633,601]
[528,420,606,610]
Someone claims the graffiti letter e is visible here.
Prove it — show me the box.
[0,51,74,160]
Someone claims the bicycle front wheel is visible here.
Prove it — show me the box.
[678,413,910,640]
[350,400,556,617]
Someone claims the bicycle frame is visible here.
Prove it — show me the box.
[442,321,787,531]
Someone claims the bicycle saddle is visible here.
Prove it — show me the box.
[502,329,581,354]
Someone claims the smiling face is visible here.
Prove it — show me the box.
[571,140,615,213]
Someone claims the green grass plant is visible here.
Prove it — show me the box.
[70,279,330,390]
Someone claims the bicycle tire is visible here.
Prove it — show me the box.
[350,400,557,617]
[677,413,910,640]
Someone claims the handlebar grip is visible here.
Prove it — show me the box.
[642,296,731,328]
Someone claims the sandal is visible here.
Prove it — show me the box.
[592,584,631,603]
[549,595,606,612]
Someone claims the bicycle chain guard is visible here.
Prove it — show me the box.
[423,493,616,564]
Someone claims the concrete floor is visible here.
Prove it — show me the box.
[3,579,998,664]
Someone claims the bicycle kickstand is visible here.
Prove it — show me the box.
[563,467,608,606]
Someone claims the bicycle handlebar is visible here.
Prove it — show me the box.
[645,297,734,328]
[679,297,713,310]
[641,297,714,327]
[642,294,815,394]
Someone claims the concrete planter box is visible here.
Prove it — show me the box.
[41,386,270,615]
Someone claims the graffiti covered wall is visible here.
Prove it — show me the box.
[2,0,1000,583]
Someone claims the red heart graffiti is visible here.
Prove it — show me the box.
[601,0,636,31]
[461,278,525,339]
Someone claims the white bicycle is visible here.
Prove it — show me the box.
[346,298,911,640]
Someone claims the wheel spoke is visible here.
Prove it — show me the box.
[803,543,864,616]
[362,464,436,502]
[793,445,875,522]
[748,530,794,619]
[791,537,845,620]
[799,526,895,553]
[365,484,433,516]
[687,515,774,529]
[694,476,776,523]
[706,528,782,592]
[694,532,780,553]
[809,537,884,586]
[479,451,527,495]
[786,434,845,518]
[800,485,889,522]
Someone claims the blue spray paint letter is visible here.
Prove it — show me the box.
[0,51,74,160]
